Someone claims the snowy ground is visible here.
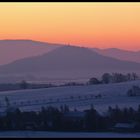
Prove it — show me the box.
[0,80,140,113]
[0,131,140,138]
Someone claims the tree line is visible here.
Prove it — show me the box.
[89,72,139,85]
[0,72,139,92]
[0,105,140,132]
[0,81,55,92]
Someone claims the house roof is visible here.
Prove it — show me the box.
[114,123,136,128]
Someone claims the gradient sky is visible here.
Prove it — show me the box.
[0,2,140,51]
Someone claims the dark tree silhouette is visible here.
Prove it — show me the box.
[102,73,112,84]
[89,77,101,85]
[20,80,28,89]
[5,96,10,107]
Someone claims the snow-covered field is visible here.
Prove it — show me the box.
[0,80,140,113]
[0,131,140,138]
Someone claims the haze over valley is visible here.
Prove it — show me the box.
[0,40,140,83]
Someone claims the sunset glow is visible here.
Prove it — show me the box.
[0,2,140,50]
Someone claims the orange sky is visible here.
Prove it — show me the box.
[0,2,140,50]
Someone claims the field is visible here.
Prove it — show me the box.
[0,80,140,113]
[0,131,140,138]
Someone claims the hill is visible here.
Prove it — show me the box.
[92,48,140,63]
[0,45,140,79]
[0,39,62,65]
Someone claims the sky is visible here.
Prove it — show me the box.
[0,2,140,51]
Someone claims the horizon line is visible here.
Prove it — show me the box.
[0,38,139,52]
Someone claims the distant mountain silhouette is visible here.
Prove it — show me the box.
[0,39,139,66]
[0,39,62,65]
[91,48,140,63]
[0,45,140,79]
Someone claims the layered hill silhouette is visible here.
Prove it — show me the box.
[0,39,62,65]
[0,39,139,66]
[91,48,140,63]
[0,45,140,79]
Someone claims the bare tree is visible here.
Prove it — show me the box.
[5,96,10,107]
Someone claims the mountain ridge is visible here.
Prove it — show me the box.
[0,39,63,65]
[91,48,140,63]
[0,45,140,80]
[0,39,139,65]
